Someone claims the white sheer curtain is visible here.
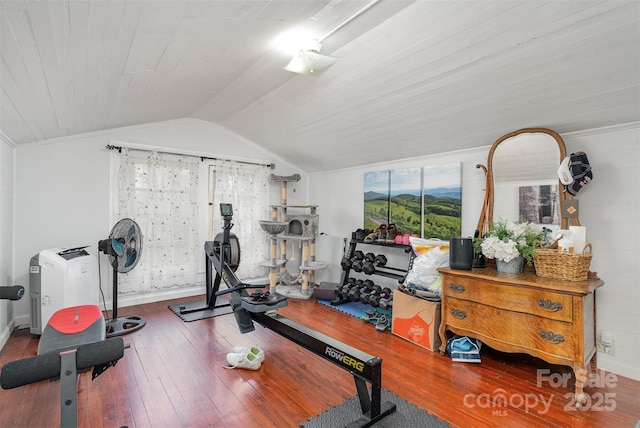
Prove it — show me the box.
[111,149,271,295]
[112,148,201,294]
[210,160,270,279]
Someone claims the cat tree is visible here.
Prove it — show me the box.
[258,174,327,299]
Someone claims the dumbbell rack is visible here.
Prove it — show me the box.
[332,239,415,306]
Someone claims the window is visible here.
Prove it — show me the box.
[208,160,270,279]
[110,149,271,296]
[112,149,201,294]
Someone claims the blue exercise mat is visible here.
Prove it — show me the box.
[317,300,370,319]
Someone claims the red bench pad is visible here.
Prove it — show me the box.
[37,305,106,355]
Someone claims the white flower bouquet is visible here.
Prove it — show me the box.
[475,219,547,263]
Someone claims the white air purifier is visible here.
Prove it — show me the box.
[29,246,100,335]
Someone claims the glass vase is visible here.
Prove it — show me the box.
[496,256,524,274]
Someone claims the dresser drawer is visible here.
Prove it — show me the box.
[442,276,572,322]
[444,298,574,359]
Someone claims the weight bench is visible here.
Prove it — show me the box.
[1,305,126,427]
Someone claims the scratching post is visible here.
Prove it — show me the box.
[301,241,310,292]
[269,237,278,293]
[258,220,288,294]
[310,240,316,285]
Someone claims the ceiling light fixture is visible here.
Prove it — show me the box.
[284,39,337,75]
[285,0,382,75]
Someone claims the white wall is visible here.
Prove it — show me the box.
[308,147,489,286]
[562,124,640,381]
[10,118,305,327]
[4,119,638,381]
[0,137,16,350]
[308,123,640,381]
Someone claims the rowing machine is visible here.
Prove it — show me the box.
[208,203,397,427]
[176,202,264,318]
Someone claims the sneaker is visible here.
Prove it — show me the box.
[363,232,378,243]
[232,345,265,364]
[385,224,398,244]
[225,352,262,370]
[377,224,387,242]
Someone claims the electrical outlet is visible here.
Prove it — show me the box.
[596,337,616,356]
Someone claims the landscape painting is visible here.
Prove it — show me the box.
[389,168,422,235]
[423,162,462,239]
[363,170,390,231]
[365,163,462,239]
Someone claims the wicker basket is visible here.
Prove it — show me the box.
[533,243,593,281]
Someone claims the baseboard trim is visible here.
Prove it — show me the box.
[598,357,640,382]
[0,318,15,351]
[111,285,206,309]
[106,276,270,309]
[2,277,268,352]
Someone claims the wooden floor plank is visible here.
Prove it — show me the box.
[1,295,639,427]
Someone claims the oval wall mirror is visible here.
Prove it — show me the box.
[476,128,576,235]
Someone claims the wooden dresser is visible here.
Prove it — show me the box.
[438,267,604,406]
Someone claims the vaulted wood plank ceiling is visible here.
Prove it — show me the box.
[1,1,638,173]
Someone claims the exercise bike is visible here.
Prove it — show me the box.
[209,203,397,428]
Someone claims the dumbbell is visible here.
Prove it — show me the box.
[335,279,347,299]
[360,285,382,305]
[349,279,368,302]
[336,278,354,299]
[340,257,352,270]
[338,278,358,299]
[347,282,361,302]
[369,287,392,307]
[356,280,376,303]
[348,279,370,302]
[360,283,381,304]
[378,290,394,309]
[351,251,367,272]
[353,252,375,272]
[341,250,365,270]
[362,254,387,275]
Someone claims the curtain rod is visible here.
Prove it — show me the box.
[105,144,275,169]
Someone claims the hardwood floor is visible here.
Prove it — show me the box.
[1,295,638,427]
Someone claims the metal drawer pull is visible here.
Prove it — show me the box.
[450,309,467,319]
[449,283,465,293]
[538,299,563,312]
[540,330,565,344]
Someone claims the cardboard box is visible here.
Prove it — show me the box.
[391,290,442,351]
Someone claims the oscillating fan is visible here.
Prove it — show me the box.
[98,218,146,337]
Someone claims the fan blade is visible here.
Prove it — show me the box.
[111,237,125,257]
[124,249,138,269]
[127,225,137,241]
